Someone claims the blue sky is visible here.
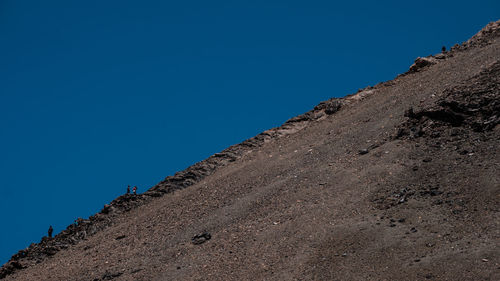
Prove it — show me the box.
[0,0,498,264]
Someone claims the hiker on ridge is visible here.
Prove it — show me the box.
[127,185,130,194]
[132,186,137,195]
[48,225,53,238]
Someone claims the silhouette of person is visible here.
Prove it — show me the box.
[132,186,137,195]
[441,46,446,53]
[48,225,53,238]
[127,185,130,194]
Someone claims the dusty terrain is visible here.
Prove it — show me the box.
[2,21,499,280]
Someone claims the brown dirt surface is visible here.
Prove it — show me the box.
[2,20,499,281]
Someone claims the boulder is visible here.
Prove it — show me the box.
[409,57,438,72]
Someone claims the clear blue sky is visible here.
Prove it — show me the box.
[0,0,498,264]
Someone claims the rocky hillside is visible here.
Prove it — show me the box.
[2,20,499,281]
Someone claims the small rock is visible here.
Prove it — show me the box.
[341,253,347,257]
[398,218,406,223]
[433,199,443,205]
[101,271,123,280]
[148,192,163,197]
[101,204,113,214]
[358,149,369,155]
[9,261,23,270]
[410,227,417,233]
[42,246,58,256]
[192,232,211,245]
[324,100,342,115]
[115,235,126,240]
[482,258,489,262]
[405,107,415,118]
[435,53,446,59]
[449,128,461,136]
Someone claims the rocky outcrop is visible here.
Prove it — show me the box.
[149,97,344,196]
[457,20,500,50]
[396,60,500,139]
[409,57,439,72]
[407,20,500,74]
[372,61,499,239]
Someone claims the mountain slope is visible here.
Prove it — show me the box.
[2,20,499,281]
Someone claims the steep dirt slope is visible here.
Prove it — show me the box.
[2,21,499,280]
